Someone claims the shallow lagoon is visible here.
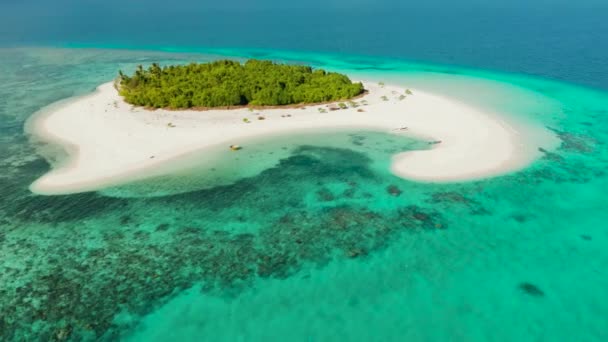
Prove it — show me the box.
[100,129,429,198]
[0,47,607,341]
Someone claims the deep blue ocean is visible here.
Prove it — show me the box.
[2,5,608,90]
[1,3,608,341]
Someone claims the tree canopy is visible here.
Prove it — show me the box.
[117,60,365,109]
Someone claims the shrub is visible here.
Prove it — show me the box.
[118,60,365,109]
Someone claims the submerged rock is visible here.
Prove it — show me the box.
[155,223,170,232]
[511,214,529,223]
[316,188,335,202]
[386,185,402,197]
[519,282,544,297]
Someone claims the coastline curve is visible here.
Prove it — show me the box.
[26,80,554,195]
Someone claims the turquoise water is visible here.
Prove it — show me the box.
[0,47,607,341]
[100,129,429,199]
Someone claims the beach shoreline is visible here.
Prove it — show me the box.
[26,80,548,195]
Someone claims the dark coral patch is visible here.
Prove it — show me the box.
[316,188,335,202]
[120,215,131,225]
[155,223,170,232]
[386,185,402,197]
[0,144,438,340]
[427,191,490,216]
[9,192,129,223]
[519,282,545,297]
[398,206,446,230]
[538,147,565,163]
[548,127,596,153]
[429,191,470,204]
[511,214,529,223]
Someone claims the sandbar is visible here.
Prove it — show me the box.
[26,81,543,195]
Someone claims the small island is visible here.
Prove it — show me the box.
[118,60,365,109]
[27,60,538,196]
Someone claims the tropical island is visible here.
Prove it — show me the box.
[25,59,547,196]
[118,60,365,109]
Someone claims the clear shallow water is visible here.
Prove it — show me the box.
[0,47,607,341]
[100,129,429,198]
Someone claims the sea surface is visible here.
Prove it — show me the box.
[1,6,608,341]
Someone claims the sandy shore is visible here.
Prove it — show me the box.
[27,81,539,195]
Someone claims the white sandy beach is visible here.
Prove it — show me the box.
[27,81,539,195]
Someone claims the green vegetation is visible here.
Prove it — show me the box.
[118,60,365,109]
[405,89,413,95]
